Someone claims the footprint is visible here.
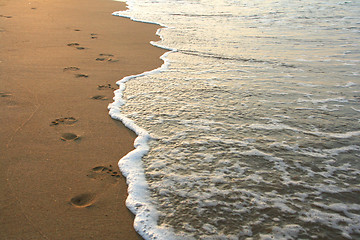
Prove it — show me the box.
[67,42,87,50]
[91,95,108,100]
[67,43,80,47]
[60,132,80,141]
[97,84,117,91]
[63,67,87,78]
[0,92,12,98]
[63,66,80,72]
[0,15,12,19]
[74,29,81,32]
[75,74,89,78]
[50,117,77,126]
[96,54,119,63]
[87,165,121,183]
[70,193,95,208]
[107,58,119,63]
[99,53,114,57]
[0,92,16,106]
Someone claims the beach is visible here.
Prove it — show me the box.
[2,0,360,239]
[0,0,166,239]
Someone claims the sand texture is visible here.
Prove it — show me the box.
[0,0,166,239]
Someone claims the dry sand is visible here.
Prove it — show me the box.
[0,0,166,239]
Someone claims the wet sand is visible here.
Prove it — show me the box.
[0,0,166,239]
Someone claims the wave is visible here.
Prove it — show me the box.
[110,8,182,240]
[248,123,360,139]
[179,49,297,68]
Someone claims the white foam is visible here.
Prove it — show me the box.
[314,202,360,215]
[297,82,319,87]
[321,131,360,139]
[297,97,348,104]
[108,6,182,240]
[324,145,360,156]
[351,107,360,112]
[244,174,263,183]
[265,224,304,240]
[239,148,289,176]
[248,123,298,131]
[248,123,360,139]
[270,142,360,159]
[340,82,357,87]
[299,208,360,239]
[272,200,296,214]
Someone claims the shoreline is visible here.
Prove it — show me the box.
[0,0,166,239]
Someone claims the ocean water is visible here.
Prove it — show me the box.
[109,0,360,239]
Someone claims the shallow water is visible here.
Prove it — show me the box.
[112,0,360,239]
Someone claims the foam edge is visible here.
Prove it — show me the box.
[108,7,181,240]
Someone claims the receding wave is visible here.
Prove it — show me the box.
[179,49,297,68]
[113,0,360,239]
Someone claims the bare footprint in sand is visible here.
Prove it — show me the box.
[67,42,80,47]
[87,165,121,183]
[90,33,98,39]
[91,95,108,100]
[67,42,87,50]
[0,92,12,98]
[63,66,80,72]
[0,91,16,106]
[97,84,117,91]
[70,193,96,208]
[96,53,119,62]
[63,67,88,78]
[75,74,89,78]
[60,132,80,141]
[0,15,12,19]
[50,117,78,126]
[99,53,113,57]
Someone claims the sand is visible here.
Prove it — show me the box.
[0,0,166,239]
